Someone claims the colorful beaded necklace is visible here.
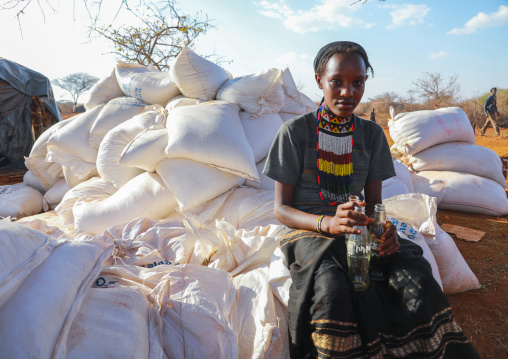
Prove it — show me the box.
[316,104,354,205]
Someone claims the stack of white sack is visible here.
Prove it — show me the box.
[388,107,508,216]
[381,158,415,200]
[383,193,481,294]
[1,184,291,359]
[15,47,315,224]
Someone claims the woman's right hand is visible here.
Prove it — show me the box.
[322,200,373,236]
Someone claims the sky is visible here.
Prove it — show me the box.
[1,0,507,103]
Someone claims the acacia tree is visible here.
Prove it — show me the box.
[89,1,212,71]
[53,72,99,110]
[411,72,461,108]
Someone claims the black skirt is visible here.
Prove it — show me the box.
[280,228,480,359]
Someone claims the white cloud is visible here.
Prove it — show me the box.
[428,51,448,59]
[276,52,310,66]
[447,5,508,35]
[386,4,430,29]
[255,0,374,34]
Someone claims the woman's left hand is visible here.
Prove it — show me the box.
[377,221,400,255]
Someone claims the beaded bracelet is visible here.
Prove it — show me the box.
[316,215,325,233]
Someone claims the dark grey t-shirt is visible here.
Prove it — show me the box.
[263,111,395,215]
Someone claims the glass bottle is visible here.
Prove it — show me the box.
[369,204,388,281]
[346,204,371,291]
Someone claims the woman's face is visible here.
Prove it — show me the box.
[315,52,367,117]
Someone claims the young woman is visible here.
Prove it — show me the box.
[263,41,478,358]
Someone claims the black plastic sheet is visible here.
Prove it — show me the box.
[0,58,62,170]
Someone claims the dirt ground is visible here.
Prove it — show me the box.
[383,126,508,359]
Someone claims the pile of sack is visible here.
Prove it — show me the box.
[1,48,315,228]
[386,106,508,216]
[0,49,486,358]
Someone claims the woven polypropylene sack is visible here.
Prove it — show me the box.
[169,48,229,101]
[89,97,148,149]
[388,107,475,156]
[413,171,508,216]
[116,61,181,105]
[157,158,244,212]
[164,101,258,180]
[84,67,124,111]
[424,226,480,294]
[73,172,178,234]
[96,110,166,189]
[46,105,104,180]
[239,112,283,163]
[407,142,506,187]
[65,286,150,359]
[217,68,284,118]
[0,183,43,218]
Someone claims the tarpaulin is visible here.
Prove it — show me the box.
[0,58,61,169]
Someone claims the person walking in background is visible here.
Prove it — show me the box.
[481,87,501,136]
[369,107,376,122]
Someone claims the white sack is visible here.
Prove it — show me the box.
[393,158,414,192]
[43,178,70,212]
[46,105,104,180]
[169,47,229,101]
[0,238,113,358]
[411,172,446,205]
[104,217,197,267]
[279,112,297,123]
[157,158,244,211]
[164,101,258,180]
[208,220,283,276]
[0,221,63,308]
[74,172,177,234]
[240,112,283,163]
[407,142,506,187]
[269,247,291,307]
[280,67,318,115]
[119,127,168,172]
[413,171,508,216]
[150,264,238,359]
[388,107,475,156]
[233,266,280,359]
[62,164,98,189]
[24,156,63,191]
[65,287,150,359]
[23,169,47,193]
[0,183,43,218]
[383,193,437,236]
[84,67,124,110]
[56,177,117,230]
[245,158,276,191]
[217,68,284,118]
[387,216,442,290]
[25,118,72,190]
[89,96,148,149]
[195,187,280,230]
[97,110,166,189]
[29,117,74,158]
[116,61,181,105]
[424,226,481,294]
[382,177,409,200]
[165,94,204,110]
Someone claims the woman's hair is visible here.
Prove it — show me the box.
[313,41,374,77]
